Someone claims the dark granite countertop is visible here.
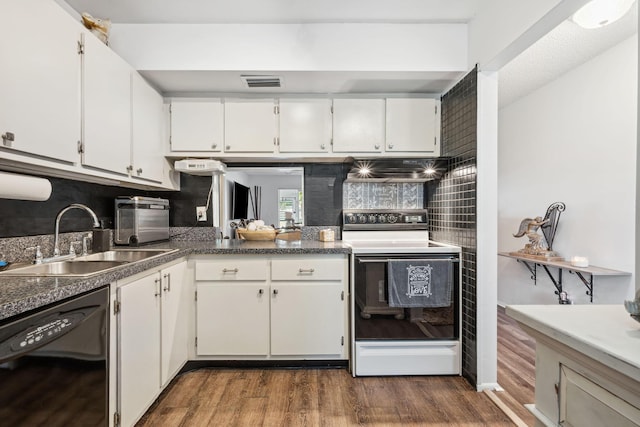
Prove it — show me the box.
[0,240,351,321]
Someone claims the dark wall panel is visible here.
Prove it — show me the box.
[0,163,348,238]
[429,67,478,385]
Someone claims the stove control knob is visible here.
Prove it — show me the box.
[378,215,386,223]
[346,214,356,224]
[388,214,398,224]
[368,215,377,223]
[357,214,367,224]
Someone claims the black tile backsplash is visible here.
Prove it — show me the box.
[0,163,348,238]
[429,67,478,385]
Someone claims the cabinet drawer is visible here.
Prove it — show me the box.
[195,258,268,281]
[271,256,345,281]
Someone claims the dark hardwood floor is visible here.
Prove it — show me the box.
[137,309,536,426]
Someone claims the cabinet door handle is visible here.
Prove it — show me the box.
[298,268,315,274]
[137,168,143,175]
[222,268,239,273]
[154,278,161,297]
[388,143,394,149]
[273,289,278,295]
[374,144,380,150]
[225,145,231,150]
[163,273,171,292]
[320,143,326,150]
[258,289,264,295]
[212,143,217,149]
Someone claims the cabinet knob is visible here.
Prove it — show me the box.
[273,289,278,295]
[2,132,15,147]
[126,165,133,172]
[258,289,264,295]
[388,143,394,149]
[212,143,217,149]
[374,144,380,150]
[320,143,326,150]
[137,168,143,175]
[226,145,231,150]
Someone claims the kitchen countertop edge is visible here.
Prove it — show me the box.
[0,240,352,321]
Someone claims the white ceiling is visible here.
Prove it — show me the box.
[61,0,638,103]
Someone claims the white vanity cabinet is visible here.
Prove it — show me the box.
[278,99,332,153]
[386,98,440,154]
[332,99,385,153]
[116,260,188,427]
[169,100,224,152]
[194,254,348,359]
[82,32,132,176]
[0,0,80,163]
[224,100,277,153]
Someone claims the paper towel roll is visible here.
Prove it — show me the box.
[0,171,52,201]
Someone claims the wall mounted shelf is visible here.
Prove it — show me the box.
[499,252,631,303]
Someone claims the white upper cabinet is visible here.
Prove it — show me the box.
[278,99,332,153]
[82,32,132,175]
[131,73,165,183]
[170,100,223,152]
[224,100,277,153]
[0,0,80,163]
[332,99,385,153]
[386,98,440,154]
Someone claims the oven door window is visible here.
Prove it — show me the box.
[354,255,458,341]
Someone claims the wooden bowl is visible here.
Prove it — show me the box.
[236,228,277,241]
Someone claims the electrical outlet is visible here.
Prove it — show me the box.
[196,206,207,222]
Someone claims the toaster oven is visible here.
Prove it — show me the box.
[115,197,170,245]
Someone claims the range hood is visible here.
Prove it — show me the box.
[345,159,447,182]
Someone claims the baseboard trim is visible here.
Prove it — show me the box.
[179,359,349,374]
[484,389,529,427]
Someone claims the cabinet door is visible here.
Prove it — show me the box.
[386,98,439,153]
[160,262,188,387]
[279,99,332,153]
[118,273,161,427]
[196,283,269,355]
[170,101,223,152]
[0,0,80,163]
[82,32,132,175]
[332,99,385,153]
[131,73,165,183]
[224,100,276,153]
[270,283,344,356]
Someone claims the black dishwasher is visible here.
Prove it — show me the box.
[0,287,109,426]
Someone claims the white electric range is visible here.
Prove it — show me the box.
[342,210,462,377]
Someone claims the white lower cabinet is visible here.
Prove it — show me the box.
[195,254,348,359]
[116,260,188,427]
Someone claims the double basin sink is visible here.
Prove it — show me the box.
[0,249,178,278]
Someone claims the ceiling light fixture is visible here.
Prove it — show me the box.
[571,0,635,29]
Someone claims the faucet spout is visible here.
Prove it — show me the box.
[53,203,100,256]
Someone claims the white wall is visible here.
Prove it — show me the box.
[498,35,637,305]
[109,23,467,73]
[245,174,303,227]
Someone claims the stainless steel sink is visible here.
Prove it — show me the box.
[0,248,178,277]
[0,260,128,277]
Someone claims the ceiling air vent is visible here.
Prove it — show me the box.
[240,75,282,88]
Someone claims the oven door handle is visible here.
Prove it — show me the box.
[357,258,460,263]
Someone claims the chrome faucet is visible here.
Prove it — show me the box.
[53,204,100,257]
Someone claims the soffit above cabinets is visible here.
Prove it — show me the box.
[61,0,480,24]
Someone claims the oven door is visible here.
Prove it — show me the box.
[354,254,459,341]
[0,287,109,426]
